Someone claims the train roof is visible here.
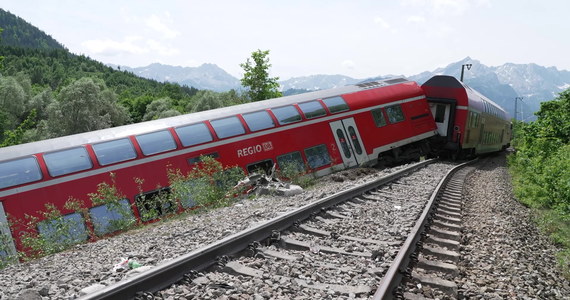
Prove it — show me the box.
[422,75,509,120]
[0,77,412,161]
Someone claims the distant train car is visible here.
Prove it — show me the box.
[0,77,438,258]
[422,75,511,158]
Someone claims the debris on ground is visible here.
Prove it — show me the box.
[235,165,303,197]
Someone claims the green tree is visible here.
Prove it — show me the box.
[240,49,282,101]
[190,90,224,112]
[142,97,181,121]
[44,77,129,137]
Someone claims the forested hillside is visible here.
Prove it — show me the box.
[0,9,247,147]
[0,9,64,50]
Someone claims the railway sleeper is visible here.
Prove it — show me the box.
[431,219,461,232]
[410,270,458,297]
[416,257,459,276]
[279,236,371,257]
[433,213,461,224]
[435,207,462,218]
[294,224,398,247]
[428,226,461,241]
[421,245,460,263]
[426,234,460,251]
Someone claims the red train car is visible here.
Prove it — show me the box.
[0,77,438,258]
[422,75,512,158]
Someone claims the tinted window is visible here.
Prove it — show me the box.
[271,106,302,125]
[304,144,331,169]
[92,138,137,166]
[298,101,326,119]
[242,111,275,132]
[175,123,213,147]
[89,199,135,236]
[136,130,177,156]
[44,147,92,177]
[210,116,246,139]
[277,152,305,173]
[371,109,387,127]
[386,105,405,123]
[0,157,42,189]
[37,213,88,245]
[323,96,349,113]
[434,104,446,123]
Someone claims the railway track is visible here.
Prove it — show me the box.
[79,160,470,299]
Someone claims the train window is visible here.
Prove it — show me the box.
[434,105,446,123]
[136,130,177,156]
[271,106,302,125]
[37,212,88,246]
[385,105,405,124]
[277,151,305,173]
[211,116,246,139]
[175,123,213,147]
[92,138,137,166]
[44,147,93,177]
[242,111,275,132]
[247,159,274,175]
[371,108,387,127]
[135,187,176,221]
[348,126,363,155]
[89,199,135,236]
[336,129,352,158]
[304,144,331,169]
[176,180,199,209]
[0,157,42,189]
[323,96,349,113]
[298,101,326,119]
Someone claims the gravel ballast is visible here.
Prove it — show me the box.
[0,165,412,299]
[2,156,569,299]
[458,153,570,299]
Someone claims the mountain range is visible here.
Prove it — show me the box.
[113,58,570,121]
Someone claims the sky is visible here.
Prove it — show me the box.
[2,0,569,80]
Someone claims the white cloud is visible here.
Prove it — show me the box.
[374,17,391,29]
[407,15,426,23]
[146,39,180,56]
[82,36,147,56]
[342,60,356,70]
[145,13,179,39]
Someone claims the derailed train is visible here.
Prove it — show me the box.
[0,75,511,257]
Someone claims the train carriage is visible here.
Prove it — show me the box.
[421,75,511,157]
[0,77,438,258]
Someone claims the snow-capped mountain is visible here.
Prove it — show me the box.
[113,58,570,120]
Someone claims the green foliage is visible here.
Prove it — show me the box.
[43,77,129,137]
[0,9,65,50]
[0,109,36,147]
[240,49,282,101]
[88,173,136,234]
[168,156,245,209]
[17,203,88,259]
[277,161,316,188]
[509,88,570,277]
[142,97,181,121]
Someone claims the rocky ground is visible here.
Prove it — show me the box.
[1,155,569,299]
[0,164,405,299]
[458,153,570,299]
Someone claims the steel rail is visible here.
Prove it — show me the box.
[372,158,477,299]
[79,159,436,300]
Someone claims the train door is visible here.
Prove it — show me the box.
[430,103,451,137]
[0,202,17,261]
[329,118,368,167]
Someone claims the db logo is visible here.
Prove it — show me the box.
[262,142,273,151]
